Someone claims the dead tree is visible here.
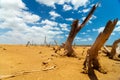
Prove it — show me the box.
[83,19,118,76]
[54,40,58,46]
[55,3,99,57]
[109,39,120,59]
[44,36,47,46]
[103,39,120,60]
[26,41,30,47]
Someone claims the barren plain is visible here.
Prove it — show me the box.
[0,45,120,80]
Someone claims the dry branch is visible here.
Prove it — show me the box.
[103,46,111,56]
[26,41,30,47]
[0,70,41,80]
[0,66,56,80]
[54,40,58,46]
[42,65,56,71]
[110,39,120,59]
[54,3,99,57]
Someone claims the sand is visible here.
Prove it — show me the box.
[0,45,120,80]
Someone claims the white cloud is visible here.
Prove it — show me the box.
[92,28,97,32]
[0,0,63,44]
[90,15,97,20]
[75,37,92,42]
[41,19,58,27]
[36,0,57,8]
[59,23,69,31]
[22,12,40,23]
[87,30,91,32]
[114,26,120,32]
[63,4,72,11]
[49,11,61,20]
[88,37,92,41]
[82,8,90,13]
[81,17,86,21]
[80,32,86,35]
[114,20,120,32]
[65,18,74,21]
[98,27,105,33]
[111,32,115,36]
[117,20,120,25]
[0,0,27,10]
[36,0,89,10]
[71,0,89,10]
[80,39,87,41]
[92,27,105,33]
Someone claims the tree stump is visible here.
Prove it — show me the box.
[83,19,118,75]
[110,39,120,59]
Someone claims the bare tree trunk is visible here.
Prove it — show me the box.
[64,20,79,57]
[26,41,30,47]
[110,39,120,59]
[44,36,47,46]
[54,40,58,46]
[63,3,99,57]
[83,19,118,75]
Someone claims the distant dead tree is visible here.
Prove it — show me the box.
[44,36,47,46]
[83,19,118,80]
[26,41,30,47]
[109,39,120,60]
[55,3,99,57]
[54,40,58,46]
[73,42,76,48]
[104,38,120,60]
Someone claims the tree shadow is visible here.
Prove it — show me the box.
[88,68,98,80]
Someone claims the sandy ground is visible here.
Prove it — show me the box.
[0,45,120,80]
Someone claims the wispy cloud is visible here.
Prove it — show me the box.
[65,18,74,21]
[78,8,90,13]
[59,23,69,31]
[114,20,120,31]
[97,27,105,33]
[63,4,72,11]
[75,37,93,42]
[80,32,86,35]
[92,27,105,33]
[36,0,89,10]
[49,11,61,20]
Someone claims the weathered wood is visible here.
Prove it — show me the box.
[103,45,111,56]
[44,36,47,46]
[55,3,99,57]
[54,40,58,46]
[103,39,120,60]
[26,41,30,47]
[110,39,120,59]
[83,19,118,76]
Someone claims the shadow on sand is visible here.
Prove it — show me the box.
[88,68,98,80]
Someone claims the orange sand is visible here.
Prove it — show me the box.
[0,45,120,80]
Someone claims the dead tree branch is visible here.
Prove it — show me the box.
[103,39,120,60]
[83,19,118,79]
[54,3,99,57]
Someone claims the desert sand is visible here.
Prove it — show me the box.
[0,45,120,80]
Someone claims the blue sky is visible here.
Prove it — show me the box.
[0,0,120,45]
